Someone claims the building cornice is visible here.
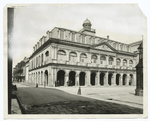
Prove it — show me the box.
[29,62,136,73]
[29,38,135,59]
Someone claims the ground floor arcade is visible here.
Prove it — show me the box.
[28,67,136,87]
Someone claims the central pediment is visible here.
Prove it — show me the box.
[92,42,117,52]
[95,44,113,51]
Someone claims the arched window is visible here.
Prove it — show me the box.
[57,50,66,61]
[109,57,113,65]
[123,59,127,66]
[100,55,106,65]
[116,58,121,66]
[91,54,97,63]
[80,53,87,63]
[129,60,133,67]
[45,51,49,56]
[45,51,49,64]
[69,51,77,62]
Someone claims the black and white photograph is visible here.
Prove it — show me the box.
[3,2,149,119]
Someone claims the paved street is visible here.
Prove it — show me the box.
[56,85,143,109]
[14,83,143,114]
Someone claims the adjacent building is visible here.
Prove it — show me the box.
[13,57,29,83]
[28,19,142,87]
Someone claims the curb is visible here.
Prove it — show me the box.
[14,92,28,114]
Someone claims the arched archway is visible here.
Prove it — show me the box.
[129,74,133,85]
[45,70,48,85]
[57,70,65,86]
[91,72,96,86]
[123,74,127,85]
[116,74,120,85]
[108,73,113,85]
[69,71,76,86]
[100,73,105,85]
[79,72,85,86]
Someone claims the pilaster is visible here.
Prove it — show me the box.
[119,73,123,86]
[86,71,91,86]
[126,74,130,86]
[104,72,108,86]
[112,73,116,86]
[75,71,80,86]
[64,70,70,86]
[95,72,100,86]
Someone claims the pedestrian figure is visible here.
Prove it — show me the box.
[71,80,72,86]
[77,87,81,95]
[57,80,59,86]
[36,83,38,88]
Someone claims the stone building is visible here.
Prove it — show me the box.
[13,57,28,82]
[28,19,140,87]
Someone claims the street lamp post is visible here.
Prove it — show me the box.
[135,43,143,96]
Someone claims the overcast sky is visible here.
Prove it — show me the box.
[11,4,146,67]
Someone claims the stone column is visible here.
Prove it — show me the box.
[39,73,41,84]
[64,70,69,86]
[48,73,51,86]
[86,71,91,86]
[99,72,101,85]
[126,74,130,86]
[52,68,57,86]
[104,72,108,86]
[41,72,43,85]
[95,72,100,86]
[112,73,116,86]
[119,73,123,86]
[39,72,41,85]
[75,71,80,86]
[32,73,36,84]
[43,71,45,86]
[132,73,136,86]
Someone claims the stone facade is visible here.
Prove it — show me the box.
[13,57,29,82]
[28,19,140,87]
